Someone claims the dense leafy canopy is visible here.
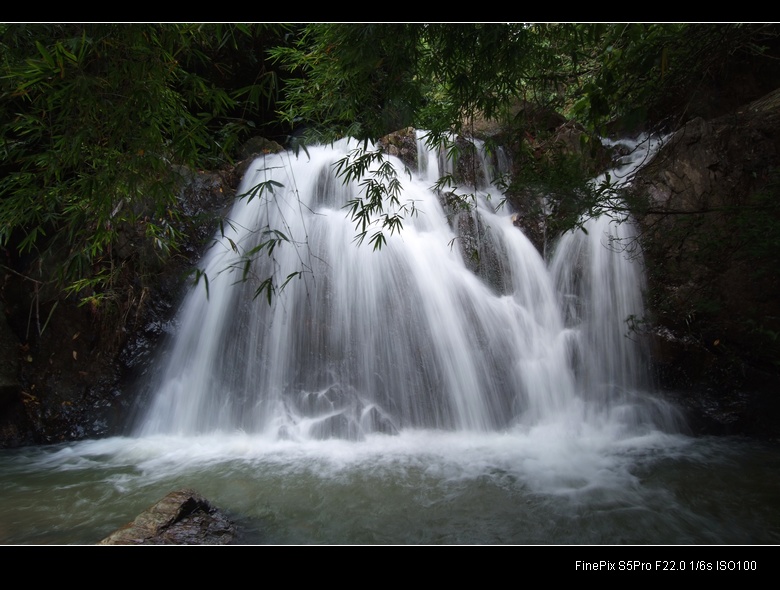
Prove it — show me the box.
[270,24,544,143]
[271,23,780,139]
[2,23,779,310]
[0,23,287,307]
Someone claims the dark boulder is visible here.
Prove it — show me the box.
[98,488,236,545]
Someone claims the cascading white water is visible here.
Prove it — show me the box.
[135,132,681,440]
[549,134,676,431]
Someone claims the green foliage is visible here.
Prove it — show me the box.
[269,23,546,143]
[563,24,780,133]
[269,24,425,143]
[271,23,780,141]
[240,178,286,203]
[0,23,288,307]
[336,146,415,250]
[4,22,777,312]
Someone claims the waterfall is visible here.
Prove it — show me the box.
[134,132,681,440]
[550,134,673,431]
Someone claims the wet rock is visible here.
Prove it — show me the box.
[98,488,236,545]
[378,126,418,169]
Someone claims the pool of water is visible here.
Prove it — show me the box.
[1,429,779,545]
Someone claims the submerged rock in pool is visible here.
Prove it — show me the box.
[98,488,236,545]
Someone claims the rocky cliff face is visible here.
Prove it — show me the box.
[628,88,780,436]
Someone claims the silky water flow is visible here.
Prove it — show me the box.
[135,133,681,440]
